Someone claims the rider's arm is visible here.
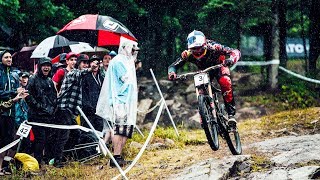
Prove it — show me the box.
[168,57,187,74]
[208,41,241,65]
[224,47,241,64]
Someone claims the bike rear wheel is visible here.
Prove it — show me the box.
[198,95,219,151]
[220,104,242,155]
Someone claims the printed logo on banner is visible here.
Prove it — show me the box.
[16,123,32,138]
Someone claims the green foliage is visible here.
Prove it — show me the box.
[277,76,319,110]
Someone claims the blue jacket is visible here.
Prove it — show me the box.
[0,64,20,117]
[15,99,28,125]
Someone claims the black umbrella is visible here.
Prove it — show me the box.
[30,35,78,58]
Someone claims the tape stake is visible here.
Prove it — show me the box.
[112,101,165,180]
[149,69,179,136]
[76,106,128,180]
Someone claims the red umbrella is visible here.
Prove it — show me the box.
[57,14,137,46]
[12,45,37,72]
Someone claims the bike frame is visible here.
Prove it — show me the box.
[177,64,223,119]
[176,64,242,155]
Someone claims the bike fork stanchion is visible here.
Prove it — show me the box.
[76,106,128,180]
[150,69,179,137]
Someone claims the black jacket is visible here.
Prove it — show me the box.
[26,68,57,122]
[82,71,103,115]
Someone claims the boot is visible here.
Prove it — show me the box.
[225,99,237,127]
[53,158,64,168]
[110,156,131,168]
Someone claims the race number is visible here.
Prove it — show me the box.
[16,123,32,138]
[194,73,209,86]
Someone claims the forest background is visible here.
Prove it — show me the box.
[0,0,320,87]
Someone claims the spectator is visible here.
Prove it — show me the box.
[51,53,67,76]
[59,53,67,66]
[15,72,29,126]
[100,54,111,78]
[96,39,139,167]
[52,52,78,94]
[0,50,24,175]
[109,50,117,58]
[82,55,104,131]
[53,53,98,168]
[25,57,57,165]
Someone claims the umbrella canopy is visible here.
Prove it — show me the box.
[57,14,137,46]
[31,35,79,58]
[12,45,38,72]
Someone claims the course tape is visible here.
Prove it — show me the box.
[278,66,320,84]
[0,138,22,154]
[231,60,320,84]
[230,59,280,71]
[26,122,104,137]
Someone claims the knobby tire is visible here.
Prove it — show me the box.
[219,105,242,155]
[198,95,219,151]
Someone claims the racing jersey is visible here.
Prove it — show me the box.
[168,40,241,73]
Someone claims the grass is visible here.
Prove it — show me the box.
[5,106,320,179]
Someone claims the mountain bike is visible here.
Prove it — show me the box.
[176,64,242,155]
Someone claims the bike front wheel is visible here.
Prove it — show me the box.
[220,105,242,155]
[198,95,219,151]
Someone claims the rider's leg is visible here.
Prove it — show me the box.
[216,66,237,126]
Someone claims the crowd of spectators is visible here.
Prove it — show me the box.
[0,47,142,174]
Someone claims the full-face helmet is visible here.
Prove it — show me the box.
[187,30,207,59]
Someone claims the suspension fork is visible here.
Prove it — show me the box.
[207,85,217,119]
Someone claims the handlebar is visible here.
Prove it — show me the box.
[176,64,223,80]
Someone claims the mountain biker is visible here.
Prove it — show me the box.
[168,30,241,127]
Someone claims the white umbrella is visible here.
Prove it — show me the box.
[69,42,95,53]
[30,35,100,59]
[31,35,77,58]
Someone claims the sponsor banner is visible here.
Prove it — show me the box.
[241,36,309,58]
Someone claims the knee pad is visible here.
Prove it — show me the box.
[218,76,233,103]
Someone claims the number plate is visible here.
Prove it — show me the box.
[16,123,32,138]
[194,73,209,86]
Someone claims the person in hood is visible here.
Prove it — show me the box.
[96,37,139,167]
[0,50,25,175]
[25,57,57,165]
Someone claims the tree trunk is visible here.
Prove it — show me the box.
[308,0,320,77]
[300,0,308,72]
[267,0,280,90]
[279,0,287,68]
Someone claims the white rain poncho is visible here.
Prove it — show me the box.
[96,37,138,126]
